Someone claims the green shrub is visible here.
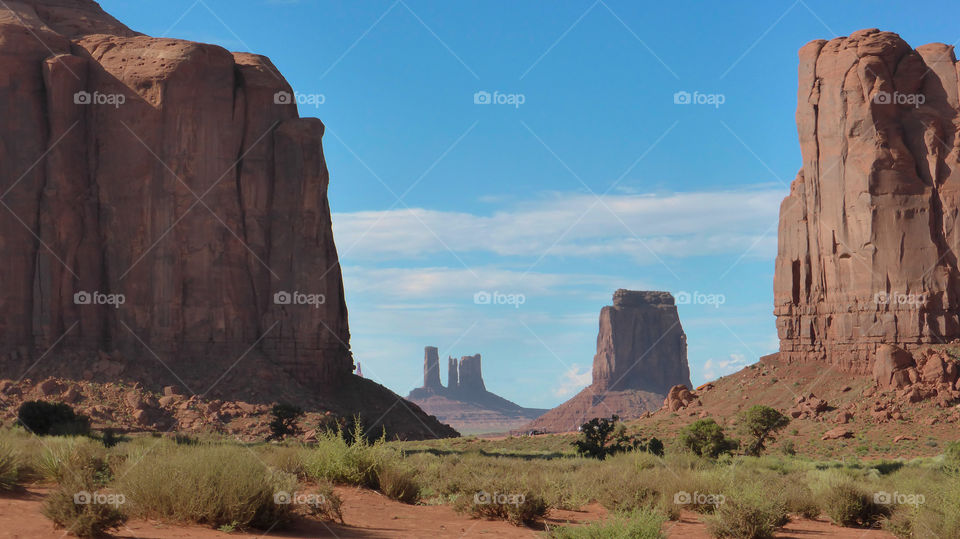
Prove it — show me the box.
[17,401,90,436]
[706,484,787,539]
[573,416,662,460]
[303,430,386,489]
[546,508,666,538]
[116,444,296,530]
[0,442,19,490]
[679,419,739,458]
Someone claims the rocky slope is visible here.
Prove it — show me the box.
[0,0,453,439]
[521,290,691,433]
[407,348,546,434]
[775,29,960,373]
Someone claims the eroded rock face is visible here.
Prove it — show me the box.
[0,0,351,385]
[423,347,441,389]
[457,354,485,393]
[593,290,691,392]
[774,29,960,373]
[523,290,691,433]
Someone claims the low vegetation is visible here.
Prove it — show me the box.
[0,406,958,538]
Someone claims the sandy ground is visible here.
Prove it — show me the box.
[0,486,896,538]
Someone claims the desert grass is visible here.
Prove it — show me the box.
[545,508,666,538]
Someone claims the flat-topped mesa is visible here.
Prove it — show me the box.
[423,347,442,388]
[457,354,486,393]
[773,28,960,373]
[593,290,690,393]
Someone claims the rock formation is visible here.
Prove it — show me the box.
[594,290,691,392]
[408,348,546,434]
[0,0,455,440]
[774,29,960,373]
[423,347,441,389]
[522,290,691,433]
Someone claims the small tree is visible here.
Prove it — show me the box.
[740,405,790,456]
[17,401,90,436]
[679,418,738,458]
[573,416,663,459]
[267,403,304,441]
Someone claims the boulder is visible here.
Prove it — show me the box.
[873,345,916,389]
[821,427,853,440]
[663,384,698,412]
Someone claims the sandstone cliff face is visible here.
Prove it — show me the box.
[593,290,691,392]
[523,290,691,433]
[775,29,960,373]
[0,0,350,385]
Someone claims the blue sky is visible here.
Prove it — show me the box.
[100,0,960,409]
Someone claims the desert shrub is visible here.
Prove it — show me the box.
[267,403,304,441]
[116,444,296,530]
[41,451,126,537]
[376,463,421,504]
[944,441,960,470]
[259,444,306,478]
[706,483,787,539]
[546,508,666,538]
[17,401,90,436]
[679,419,738,458]
[573,416,663,459]
[303,429,387,489]
[306,481,344,523]
[591,461,660,512]
[813,475,888,526]
[739,406,790,457]
[99,429,122,448]
[782,483,819,518]
[452,483,548,526]
[882,466,960,539]
[0,442,19,490]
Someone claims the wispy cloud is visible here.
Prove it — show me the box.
[554,363,592,397]
[702,352,751,380]
[333,186,785,263]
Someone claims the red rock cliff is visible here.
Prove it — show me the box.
[0,0,351,385]
[775,29,960,373]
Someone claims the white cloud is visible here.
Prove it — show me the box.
[554,363,592,397]
[333,186,784,263]
[700,353,751,381]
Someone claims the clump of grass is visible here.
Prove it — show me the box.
[306,481,344,523]
[41,452,126,537]
[0,442,20,490]
[452,484,548,526]
[376,463,420,504]
[116,444,296,530]
[546,508,666,538]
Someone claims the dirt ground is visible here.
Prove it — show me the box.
[0,486,896,538]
